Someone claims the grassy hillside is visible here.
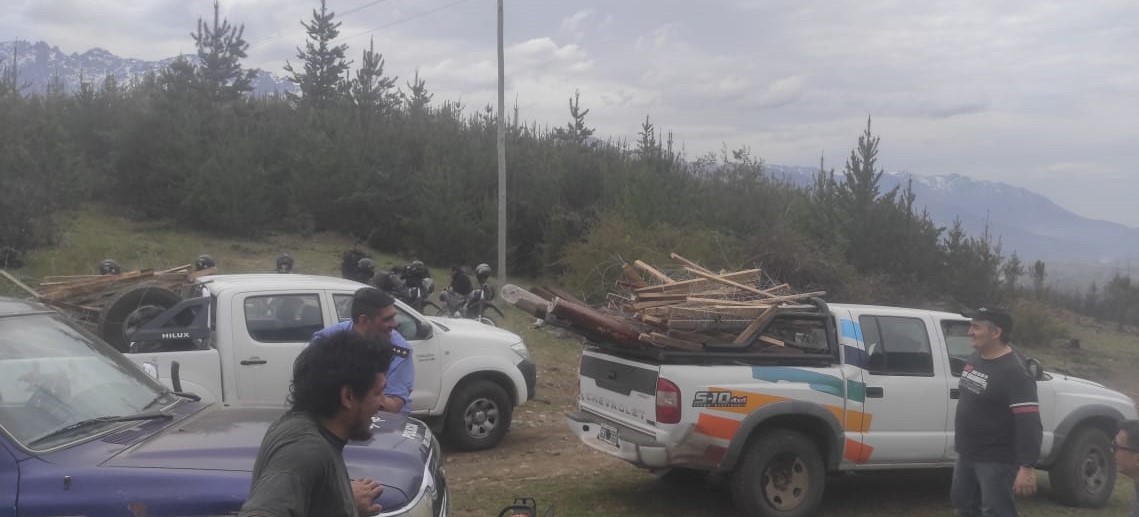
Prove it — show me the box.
[2,205,405,295]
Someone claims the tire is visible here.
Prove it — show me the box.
[1048,425,1115,508]
[98,285,183,352]
[443,379,513,451]
[731,429,826,517]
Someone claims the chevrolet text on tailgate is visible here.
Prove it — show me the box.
[566,300,1138,517]
[0,297,447,517]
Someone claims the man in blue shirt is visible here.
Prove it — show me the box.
[311,287,414,414]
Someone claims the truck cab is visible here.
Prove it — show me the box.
[567,301,1137,517]
[125,274,535,450]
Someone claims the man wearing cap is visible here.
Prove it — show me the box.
[951,306,1043,517]
[1114,419,1139,516]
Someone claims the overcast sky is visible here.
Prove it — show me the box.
[5,0,1138,226]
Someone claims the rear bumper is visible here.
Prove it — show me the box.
[565,410,686,469]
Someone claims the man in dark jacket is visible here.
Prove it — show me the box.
[240,330,394,517]
[341,240,367,280]
[951,306,1043,517]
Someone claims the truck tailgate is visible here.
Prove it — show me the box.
[577,350,660,431]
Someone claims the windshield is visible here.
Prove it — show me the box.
[0,312,173,449]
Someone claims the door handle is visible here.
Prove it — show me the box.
[866,386,884,398]
[950,388,960,399]
[240,358,267,366]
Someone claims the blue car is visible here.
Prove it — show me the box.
[0,297,448,516]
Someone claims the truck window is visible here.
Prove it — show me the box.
[244,294,324,343]
[859,316,934,376]
[760,316,830,354]
[941,319,972,376]
[334,293,419,340]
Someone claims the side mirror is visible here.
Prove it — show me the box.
[1025,357,1044,381]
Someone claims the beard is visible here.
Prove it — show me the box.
[349,411,376,441]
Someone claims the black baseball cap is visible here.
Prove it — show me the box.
[963,306,1014,337]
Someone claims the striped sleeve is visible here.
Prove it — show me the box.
[1008,363,1043,466]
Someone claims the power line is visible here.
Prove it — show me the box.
[340,0,393,17]
[337,0,481,43]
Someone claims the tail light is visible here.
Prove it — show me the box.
[656,378,682,424]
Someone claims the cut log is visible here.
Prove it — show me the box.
[634,260,676,284]
[548,297,643,348]
[500,284,552,319]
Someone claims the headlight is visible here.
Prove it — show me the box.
[509,342,530,361]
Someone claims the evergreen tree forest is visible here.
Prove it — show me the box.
[2,1,1136,327]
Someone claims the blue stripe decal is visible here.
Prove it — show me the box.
[840,319,863,342]
[752,367,844,398]
[843,344,868,368]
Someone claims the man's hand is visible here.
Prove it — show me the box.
[352,478,383,516]
[1013,466,1037,497]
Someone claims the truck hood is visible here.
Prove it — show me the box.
[429,315,522,342]
[102,404,438,509]
[1044,371,1138,418]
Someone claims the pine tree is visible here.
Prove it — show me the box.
[351,37,399,114]
[284,0,351,108]
[553,89,594,144]
[401,70,432,113]
[1001,251,1024,293]
[192,1,257,102]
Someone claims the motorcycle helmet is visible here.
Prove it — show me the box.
[276,253,294,273]
[195,254,216,271]
[357,258,376,275]
[475,263,492,283]
[99,259,121,275]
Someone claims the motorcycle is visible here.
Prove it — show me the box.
[433,281,504,327]
[375,266,442,315]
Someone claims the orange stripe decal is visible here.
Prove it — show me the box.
[843,438,874,463]
[695,412,742,441]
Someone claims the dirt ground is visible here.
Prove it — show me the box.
[440,347,624,489]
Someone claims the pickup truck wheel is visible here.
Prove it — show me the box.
[731,429,825,517]
[444,379,512,451]
[98,285,183,352]
[1048,425,1115,508]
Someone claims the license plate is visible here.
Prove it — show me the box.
[598,424,619,447]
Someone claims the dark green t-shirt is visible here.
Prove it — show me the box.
[239,411,357,517]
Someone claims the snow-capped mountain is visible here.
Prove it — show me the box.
[766,164,1139,262]
[0,40,295,96]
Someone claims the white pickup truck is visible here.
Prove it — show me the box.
[123,274,535,451]
[566,300,1137,517]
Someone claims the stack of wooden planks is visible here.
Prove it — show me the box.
[33,264,214,315]
[501,253,826,352]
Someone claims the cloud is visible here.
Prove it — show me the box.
[559,9,595,34]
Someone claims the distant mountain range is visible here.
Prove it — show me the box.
[0,40,295,96]
[766,165,1139,264]
[4,40,1136,269]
